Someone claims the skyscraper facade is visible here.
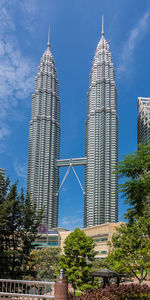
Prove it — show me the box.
[27,23,118,230]
[84,28,118,227]
[0,168,5,178]
[27,41,60,230]
[137,97,150,145]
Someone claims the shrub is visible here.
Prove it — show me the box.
[68,284,150,300]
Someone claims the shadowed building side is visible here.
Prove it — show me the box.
[27,40,60,230]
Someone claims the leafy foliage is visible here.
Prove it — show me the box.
[27,247,61,280]
[68,284,150,300]
[106,218,150,283]
[91,258,109,273]
[116,143,150,221]
[0,176,43,279]
[105,143,150,284]
[59,228,96,291]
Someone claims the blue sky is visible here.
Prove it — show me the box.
[0,0,150,230]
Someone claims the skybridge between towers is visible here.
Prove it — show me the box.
[56,157,87,196]
[56,157,87,167]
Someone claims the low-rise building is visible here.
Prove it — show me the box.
[33,228,70,250]
[81,222,123,259]
[34,222,123,259]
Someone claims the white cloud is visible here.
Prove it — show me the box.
[14,161,27,179]
[20,0,37,15]
[19,0,38,33]
[0,39,35,120]
[0,127,10,140]
[61,215,83,230]
[0,2,35,147]
[0,5,15,32]
[118,12,150,74]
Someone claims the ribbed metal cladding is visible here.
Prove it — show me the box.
[84,32,118,227]
[137,97,150,145]
[27,44,60,230]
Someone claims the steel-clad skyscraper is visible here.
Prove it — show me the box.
[27,21,118,230]
[27,40,60,230]
[84,23,118,227]
[137,97,150,145]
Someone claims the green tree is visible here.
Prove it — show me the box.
[27,247,61,280]
[106,218,150,283]
[0,176,43,279]
[19,191,43,276]
[91,257,108,273]
[116,142,150,222]
[105,144,150,284]
[59,228,96,292]
[0,181,22,278]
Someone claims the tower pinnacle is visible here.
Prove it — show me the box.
[101,15,104,36]
[47,26,50,48]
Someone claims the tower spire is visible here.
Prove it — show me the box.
[47,26,50,48]
[101,15,104,36]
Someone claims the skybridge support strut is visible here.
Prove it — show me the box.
[56,157,87,195]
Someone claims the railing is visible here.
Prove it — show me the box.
[0,278,55,299]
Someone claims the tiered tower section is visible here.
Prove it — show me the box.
[137,97,150,145]
[84,29,118,227]
[27,42,60,230]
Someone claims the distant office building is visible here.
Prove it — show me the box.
[27,40,60,230]
[84,21,118,227]
[0,168,5,178]
[137,97,150,144]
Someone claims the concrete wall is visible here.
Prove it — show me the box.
[58,222,124,259]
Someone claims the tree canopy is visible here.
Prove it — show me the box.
[106,217,150,283]
[59,228,96,291]
[106,143,150,283]
[0,175,43,279]
[116,142,150,221]
[28,247,61,280]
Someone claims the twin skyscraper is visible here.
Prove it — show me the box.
[27,22,118,230]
